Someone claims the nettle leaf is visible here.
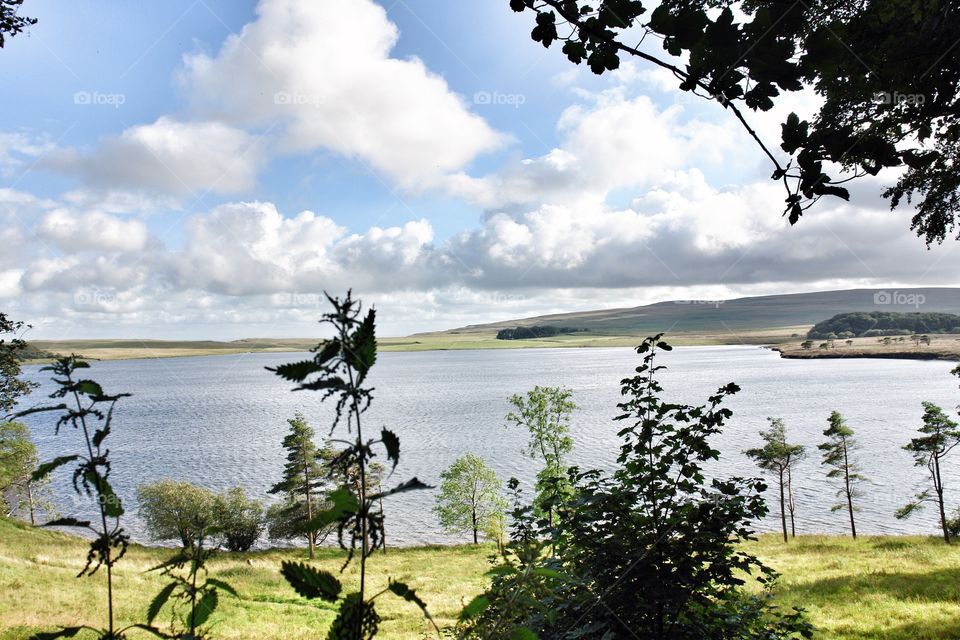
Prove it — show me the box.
[510,627,539,640]
[381,429,400,470]
[147,582,177,624]
[31,455,79,482]
[13,403,68,419]
[31,627,85,639]
[459,594,489,620]
[268,360,324,383]
[43,517,91,529]
[370,477,432,501]
[190,590,218,628]
[303,487,358,531]
[74,380,104,397]
[281,561,343,602]
[348,309,377,378]
[207,578,239,598]
[388,581,436,629]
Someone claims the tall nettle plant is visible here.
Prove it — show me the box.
[269,291,436,639]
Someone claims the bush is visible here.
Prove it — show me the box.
[214,486,265,552]
[461,336,812,639]
[137,480,217,548]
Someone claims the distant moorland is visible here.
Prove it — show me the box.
[24,288,960,362]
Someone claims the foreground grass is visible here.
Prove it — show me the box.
[2,517,960,639]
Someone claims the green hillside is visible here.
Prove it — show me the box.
[442,288,960,336]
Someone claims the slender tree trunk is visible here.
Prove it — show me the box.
[934,454,950,543]
[778,468,787,543]
[842,439,856,539]
[303,453,315,560]
[472,504,478,544]
[787,465,797,538]
[26,482,35,526]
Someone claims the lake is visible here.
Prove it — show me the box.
[17,345,960,546]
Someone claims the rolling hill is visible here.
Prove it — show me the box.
[438,288,960,337]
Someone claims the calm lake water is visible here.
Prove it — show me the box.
[17,346,960,546]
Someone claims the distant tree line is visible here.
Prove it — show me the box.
[808,312,960,339]
[495,325,584,340]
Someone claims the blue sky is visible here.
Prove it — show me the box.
[1,0,957,339]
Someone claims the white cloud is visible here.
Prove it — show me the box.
[450,89,738,208]
[38,209,149,253]
[43,117,266,196]
[180,0,504,188]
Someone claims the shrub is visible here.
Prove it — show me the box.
[137,480,217,548]
[461,335,812,639]
[215,486,266,552]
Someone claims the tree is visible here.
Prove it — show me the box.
[214,486,265,552]
[818,411,865,539]
[461,335,811,639]
[896,401,960,543]
[800,340,814,350]
[0,420,54,525]
[268,412,327,559]
[0,312,37,416]
[510,0,960,243]
[137,480,217,549]
[745,417,805,542]
[434,453,507,544]
[0,1,36,48]
[505,386,576,534]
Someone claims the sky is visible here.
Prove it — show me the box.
[1,0,958,340]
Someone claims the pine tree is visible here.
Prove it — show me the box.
[269,412,326,558]
[745,417,805,542]
[818,411,865,539]
[897,402,960,543]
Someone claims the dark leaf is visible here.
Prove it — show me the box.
[191,590,218,628]
[43,517,91,529]
[388,581,436,629]
[31,455,79,482]
[281,561,342,602]
[147,582,178,624]
[381,429,400,470]
[369,477,432,501]
[30,628,85,640]
[206,578,239,598]
[302,487,358,531]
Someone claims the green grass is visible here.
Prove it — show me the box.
[2,517,960,639]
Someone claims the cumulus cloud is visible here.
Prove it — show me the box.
[43,117,267,197]
[449,88,738,208]
[38,209,149,253]
[180,0,504,188]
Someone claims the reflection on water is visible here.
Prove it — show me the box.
[17,345,959,546]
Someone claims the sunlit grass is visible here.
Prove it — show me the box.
[3,517,960,639]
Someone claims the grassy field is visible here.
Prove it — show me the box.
[775,333,960,361]
[2,517,960,639]
[27,327,805,362]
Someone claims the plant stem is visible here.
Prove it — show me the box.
[70,382,114,636]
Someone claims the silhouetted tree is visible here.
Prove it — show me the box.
[0,312,36,416]
[819,411,865,539]
[746,417,805,542]
[510,0,960,243]
[0,1,36,48]
[897,402,960,543]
